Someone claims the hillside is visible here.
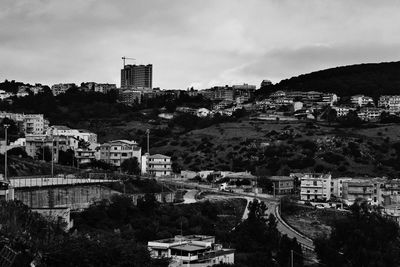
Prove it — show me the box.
[262,61,400,97]
[150,118,400,178]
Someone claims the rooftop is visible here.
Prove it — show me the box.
[148,154,171,159]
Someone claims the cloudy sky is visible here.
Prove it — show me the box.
[1,0,400,89]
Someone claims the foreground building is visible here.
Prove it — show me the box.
[148,235,235,267]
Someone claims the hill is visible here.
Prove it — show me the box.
[261,61,400,98]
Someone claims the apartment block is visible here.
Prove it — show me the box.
[330,178,352,198]
[141,153,172,177]
[300,173,332,201]
[342,178,385,206]
[23,114,49,134]
[269,176,295,195]
[99,140,141,167]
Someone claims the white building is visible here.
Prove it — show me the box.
[332,106,356,117]
[148,235,235,267]
[351,95,374,107]
[23,114,49,134]
[47,126,97,148]
[99,140,141,167]
[51,83,75,96]
[300,173,332,201]
[141,153,172,177]
[342,178,385,206]
[357,107,383,121]
[196,108,211,117]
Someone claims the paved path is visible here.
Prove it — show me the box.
[10,177,118,188]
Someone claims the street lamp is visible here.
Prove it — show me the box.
[4,124,9,182]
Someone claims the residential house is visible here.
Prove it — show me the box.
[330,178,352,198]
[99,140,141,167]
[357,107,383,121]
[51,83,75,96]
[23,114,49,134]
[268,176,295,195]
[148,235,235,267]
[75,148,96,166]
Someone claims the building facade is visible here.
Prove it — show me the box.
[141,153,172,177]
[121,64,153,89]
[300,173,332,201]
[269,176,295,195]
[99,140,141,167]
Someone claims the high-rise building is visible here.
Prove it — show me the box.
[121,64,152,89]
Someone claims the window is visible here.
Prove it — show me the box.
[313,181,317,186]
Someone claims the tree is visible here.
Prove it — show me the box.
[58,149,74,166]
[36,146,52,162]
[121,157,140,175]
[315,199,400,267]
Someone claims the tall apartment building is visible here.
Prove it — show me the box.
[342,178,385,206]
[121,64,152,89]
[99,140,141,167]
[300,173,332,201]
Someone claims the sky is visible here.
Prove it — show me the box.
[1,0,400,89]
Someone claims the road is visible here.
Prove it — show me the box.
[159,178,315,251]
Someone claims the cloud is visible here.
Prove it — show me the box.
[1,0,400,88]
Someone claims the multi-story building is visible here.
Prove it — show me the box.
[75,148,96,166]
[51,83,76,96]
[118,89,142,105]
[305,91,323,102]
[330,178,352,198]
[342,178,385,206]
[121,64,152,89]
[94,83,117,93]
[285,91,306,100]
[332,106,356,117]
[268,176,295,195]
[25,134,54,159]
[148,235,234,267]
[357,107,383,121]
[322,93,338,106]
[99,140,141,167]
[351,95,374,107]
[300,173,332,201]
[47,126,97,148]
[270,90,286,99]
[23,114,49,134]
[141,153,172,177]
[378,95,400,114]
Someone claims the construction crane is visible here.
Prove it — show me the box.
[122,56,136,67]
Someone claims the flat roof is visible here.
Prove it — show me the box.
[171,244,206,252]
[268,176,293,181]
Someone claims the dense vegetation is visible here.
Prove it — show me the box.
[259,61,400,98]
[315,200,400,267]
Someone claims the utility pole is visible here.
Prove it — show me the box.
[291,249,294,267]
[4,124,9,182]
[51,136,54,177]
[146,129,150,154]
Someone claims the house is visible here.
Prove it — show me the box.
[378,95,400,114]
[51,83,75,96]
[74,148,96,166]
[322,93,338,105]
[141,153,172,177]
[332,106,356,117]
[47,126,97,148]
[99,140,141,167]
[299,173,332,201]
[148,235,234,267]
[268,176,295,195]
